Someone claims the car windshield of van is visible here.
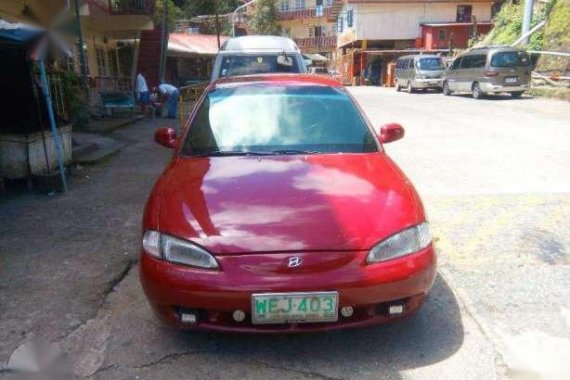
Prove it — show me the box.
[219,54,299,77]
[182,85,378,156]
[417,58,445,70]
[490,51,530,68]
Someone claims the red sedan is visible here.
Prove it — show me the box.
[140,74,436,332]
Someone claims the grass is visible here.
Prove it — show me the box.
[529,86,570,101]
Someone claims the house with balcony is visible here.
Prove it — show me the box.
[277,0,337,65]
[329,0,494,85]
[0,1,156,187]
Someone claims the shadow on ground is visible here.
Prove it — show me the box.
[88,272,463,380]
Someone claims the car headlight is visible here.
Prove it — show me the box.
[142,230,219,269]
[366,222,432,264]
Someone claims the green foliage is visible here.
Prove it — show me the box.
[487,0,556,50]
[153,0,183,31]
[536,0,570,72]
[251,0,282,35]
[61,70,90,128]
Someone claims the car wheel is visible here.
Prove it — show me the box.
[407,82,415,94]
[395,81,401,92]
[511,91,523,99]
[442,81,451,96]
[472,82,484,99]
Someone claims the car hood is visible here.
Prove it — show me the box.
[154,154,424,255]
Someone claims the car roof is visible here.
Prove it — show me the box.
[398,54,441,60]
[220,35,301,53]
[463,46,528,55]
[210,74,342,90]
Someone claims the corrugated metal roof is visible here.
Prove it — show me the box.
[168,33,228,56]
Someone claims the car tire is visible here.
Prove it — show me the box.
[443,81,452,96]
[395,81,401,92]
[407,82,415,94]
[472,82,484,99]
[511,91,523,99]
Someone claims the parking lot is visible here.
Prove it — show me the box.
[1,88,569,380]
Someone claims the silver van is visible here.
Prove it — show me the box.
[442,46,531,99]
[395,55,445,93]
[211,36,306,81]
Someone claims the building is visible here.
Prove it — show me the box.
[0,0,156,93]
[330,0,494,85]
[277,0,337,64]
[0,1,156,186]
[167,32,228,86]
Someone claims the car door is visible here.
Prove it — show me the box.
[446,57,462,91]
[456,55,474,91]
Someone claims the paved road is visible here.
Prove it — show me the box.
[1,89,569,380]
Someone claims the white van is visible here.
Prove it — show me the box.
[211,36,306,81]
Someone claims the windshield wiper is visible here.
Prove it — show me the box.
[271,149,319,155]
[193,150,273,157]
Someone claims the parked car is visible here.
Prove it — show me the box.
[210,36,306,81]
[141,74,436,333]
[395,55,445,93]
[442,46,531,99]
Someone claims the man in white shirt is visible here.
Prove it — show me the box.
[135,73,149,114]
[157,83,180,119]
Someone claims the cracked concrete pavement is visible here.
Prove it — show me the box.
[1,89,569,379]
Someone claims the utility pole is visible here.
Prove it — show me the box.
[158,0,168,83]
[214,0,221,49]
[521,0,534,45]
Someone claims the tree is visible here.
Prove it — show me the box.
[251,0,282,35]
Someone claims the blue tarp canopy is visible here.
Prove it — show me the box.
[0,19,44,47]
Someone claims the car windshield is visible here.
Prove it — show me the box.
[181,85,378,156]
[219,54,300,77]
[417,57,445,70]
[490,51,530,68]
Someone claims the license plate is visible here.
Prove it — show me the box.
[505,77,518,84]
[252,291,338,324]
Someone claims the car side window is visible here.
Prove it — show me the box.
[460,56,473,69]
[409,59,415,69]
[472,54,487,68]
[451,58,462,70]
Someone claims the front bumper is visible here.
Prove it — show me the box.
[413,78,443,88]
[140,246,437,333]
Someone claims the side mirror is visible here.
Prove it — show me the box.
[154,127,177,149]
[378,123,405,144]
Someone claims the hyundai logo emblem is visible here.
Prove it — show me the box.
[287,257,303,268]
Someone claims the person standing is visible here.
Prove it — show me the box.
[157,83,180,119]
[135,72,149,114]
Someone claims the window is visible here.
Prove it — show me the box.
[295,0,305,10]
[417,57,445,70]
[107,49,118,76]
[347,9,354,27]
[326,0,333,6]
[219,55,299,78]
[456,5,472,22]
[460,55,486,69]
[280,0,290,11]
[451,57,462,70]
[182,85,377,156]
[490,51,530,68]
[337,17,344,33]
[95,47,107,77]
[438,29,446,41]
[314,26,324,37]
